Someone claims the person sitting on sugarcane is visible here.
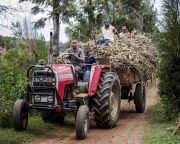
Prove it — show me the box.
[119,26,129,38]
[96,19,120,46]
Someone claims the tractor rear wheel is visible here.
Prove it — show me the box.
[13,99,28,131]
[76,105,89,139]
[134,83,146,113]
[92,72,121,128]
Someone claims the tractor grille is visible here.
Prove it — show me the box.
[32,71,55,88]
[27,65,60,109]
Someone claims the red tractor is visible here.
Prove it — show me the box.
[13,59,121,139]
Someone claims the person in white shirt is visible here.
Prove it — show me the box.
[97,19,119,46]
[119,26,129,38]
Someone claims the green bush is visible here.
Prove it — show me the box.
[35,39,48,62]
[0,35,17,50]
[157,0,180,121]
[0,40,32,127]
[112,16,136,32]
[0,35,48,127]
[0,100,14,127]
[145,105,180,144]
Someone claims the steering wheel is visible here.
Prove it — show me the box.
[62,53,71,64]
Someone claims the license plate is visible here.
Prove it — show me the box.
[34,77,51,83]
[41,96,48,102]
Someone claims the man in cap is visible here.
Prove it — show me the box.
[65,40,85,81]
[97,19,119,46]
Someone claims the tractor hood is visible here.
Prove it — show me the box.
[52,64,74,77]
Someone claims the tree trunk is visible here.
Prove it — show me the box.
[87,0,94,37]
[105,0,110,17]
[120,1,127,15]
[52,0,60,56]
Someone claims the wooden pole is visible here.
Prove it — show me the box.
[172,122,180,135]
[48,32,53,64]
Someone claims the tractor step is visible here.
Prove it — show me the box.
[73,93,88,99]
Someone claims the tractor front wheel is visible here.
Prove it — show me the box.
[92,72,121,128]
[13,99,28,131]
[76,105,89,139]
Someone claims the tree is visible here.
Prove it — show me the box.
[158,0,180,121]
[65,21,90,42]
[66,0,113,42]
[11,17,48,62]
[0,5,16,15]
[0,5,10,13]
[65,0,95,42]
[141,0,157,34]
[65,0,157,41]
[83,0,95,36]
[120,0,157,32]
[19,0,76,55]
[11,22,23,38]
[0,5,16,28]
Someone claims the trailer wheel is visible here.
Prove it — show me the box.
[13,99,28,131]
[134,83,146,113]
[76,105,89,139]
[92,72,121,128]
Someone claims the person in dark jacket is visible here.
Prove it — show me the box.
[84,45,96,70]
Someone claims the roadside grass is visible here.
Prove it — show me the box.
[0,116,58,144]
[145,105,180,144]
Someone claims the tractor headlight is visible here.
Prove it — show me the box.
[47,96,53,103]
[35,95,41,101]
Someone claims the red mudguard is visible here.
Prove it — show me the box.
[88,65,110,96]
[88,66,102,96]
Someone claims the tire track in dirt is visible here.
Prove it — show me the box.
[28,84,157,144]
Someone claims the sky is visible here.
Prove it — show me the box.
[0,0,162,42]
[0,0,68,42]
[153,0,162,10]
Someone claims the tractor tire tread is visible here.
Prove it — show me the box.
[76,105,89,139]
[92,72,120,128]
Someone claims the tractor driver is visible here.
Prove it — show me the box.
[65,40,85,81]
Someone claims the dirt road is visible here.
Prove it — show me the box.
[28,84,157,144]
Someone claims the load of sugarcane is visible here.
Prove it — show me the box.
[88,31,158,78]
[55,31,158,78]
